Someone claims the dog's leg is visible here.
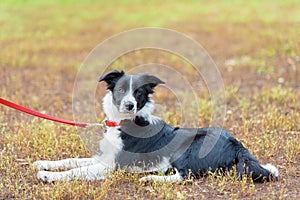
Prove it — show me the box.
[33,158,98,171]
[37,163,112,183]
[139,168,183,183]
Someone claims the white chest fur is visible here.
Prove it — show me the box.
[96,127,124,168]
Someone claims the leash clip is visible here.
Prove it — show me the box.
[102,119,108,131]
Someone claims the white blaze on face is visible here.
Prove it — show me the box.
[120,76,137,114]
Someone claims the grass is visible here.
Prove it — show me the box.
[1,0,300,199]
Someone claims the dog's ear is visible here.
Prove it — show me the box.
[140,74,165,93]
[145,74,165,87]
[98,70,125,91]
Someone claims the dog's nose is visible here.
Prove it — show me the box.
[125,102,134,111]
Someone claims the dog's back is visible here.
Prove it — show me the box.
[117,121,278,182]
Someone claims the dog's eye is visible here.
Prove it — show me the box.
[117,88,125,93]
[136,91,143,96]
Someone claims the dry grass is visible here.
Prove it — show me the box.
[1,0,300,199]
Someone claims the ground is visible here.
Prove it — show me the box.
[0,0,299,199]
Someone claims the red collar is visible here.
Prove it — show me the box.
[105,120,125,127]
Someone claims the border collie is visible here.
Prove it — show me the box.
[34,70,279,183]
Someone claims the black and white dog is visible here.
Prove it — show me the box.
[34,70,279,183]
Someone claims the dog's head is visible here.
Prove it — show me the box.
[99,70,165,115]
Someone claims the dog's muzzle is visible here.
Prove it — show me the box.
[120,100,137,114]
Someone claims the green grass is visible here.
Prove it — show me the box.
[1,0,300,199]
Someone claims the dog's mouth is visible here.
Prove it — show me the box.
[119,108,137,115]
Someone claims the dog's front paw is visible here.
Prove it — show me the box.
[37,171,55,183]
[33,160,51,171]
[139,176,152,183]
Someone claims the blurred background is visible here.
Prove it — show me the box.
[0,0,299,199]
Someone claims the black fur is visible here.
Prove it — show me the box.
[118,119,276,182]
[133,85,154,111]
[98,70,125,91]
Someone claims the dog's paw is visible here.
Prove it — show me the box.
[139,176,152,183]
[37,171,55,183]
[33,160,51,171]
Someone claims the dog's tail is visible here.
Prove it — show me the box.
[236,148,279,182]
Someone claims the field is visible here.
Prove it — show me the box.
[0,0,299,199]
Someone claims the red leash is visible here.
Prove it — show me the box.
[0,97,101,128]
